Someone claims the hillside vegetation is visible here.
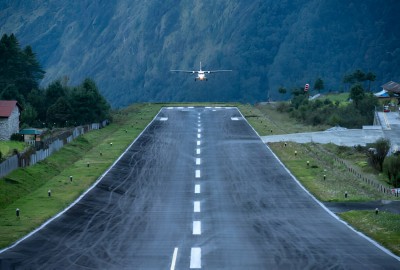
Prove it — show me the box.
[1,1,399,107]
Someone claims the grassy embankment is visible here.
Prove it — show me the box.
[239,102,400,256]
[0,141,26,159]
[0,103,163,249]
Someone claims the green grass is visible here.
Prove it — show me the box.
[0,103,163,248]
[268,142,393,202]
[237,103,326,136]
[322,92,350,104]
[340,211,400,256]
[0,141,27,159]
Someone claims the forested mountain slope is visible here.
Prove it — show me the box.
[1,1,399,107]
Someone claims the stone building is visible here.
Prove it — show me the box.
[0,100,22,140]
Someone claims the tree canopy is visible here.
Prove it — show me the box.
[0,34,111,128]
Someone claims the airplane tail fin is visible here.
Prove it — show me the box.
[199,61,202,71]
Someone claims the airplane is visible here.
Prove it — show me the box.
[170,62,232,81]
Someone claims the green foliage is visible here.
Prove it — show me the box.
[0,34,111,127]
[383,155,400,187]
[278,86,287,95]
[367,138,391,172]
[349,83,365,108]
[0,34,45,104]
[313,78,324,92]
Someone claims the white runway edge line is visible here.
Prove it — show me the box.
[0,108,165,255]
[194,201,201,212]
[193,221,201,235]
[195,184,201,194]
[195,170,201,178]
[196,158,201,165]
[190,247,201,269]
[236,107,400,262]
[170,247,178,270]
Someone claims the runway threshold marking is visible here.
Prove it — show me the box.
[195,184,200,194]
[195,170,201,178]
[170,247,178,270]
[190,248,201,268]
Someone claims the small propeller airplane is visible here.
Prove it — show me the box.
[170,62,232,81]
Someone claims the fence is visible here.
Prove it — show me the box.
[0,155,18,178]
[0,121,107,178]
[313,144,399,197]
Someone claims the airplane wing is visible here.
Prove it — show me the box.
[207,70,232,73]
[170,70,197,73]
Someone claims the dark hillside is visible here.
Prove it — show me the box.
[0,0,399,107]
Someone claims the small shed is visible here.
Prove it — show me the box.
[0,100,22,140]
[19,128,43,144]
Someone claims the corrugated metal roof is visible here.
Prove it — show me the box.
[382,81,400,93]
[19,128,43,135]
[0,100,20,118]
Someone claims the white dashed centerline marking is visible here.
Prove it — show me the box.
[195,184,201,194]
[195,170,201,178]
[197,140,201,146]
[196,158,201,165]
[194,201,201,212]
[170,247,178,270]
[190,248,201,269]
[197,134,201,139]
[198,124,201,127]
[196,148,201,155]
[198,129,201,133]
[193,221,201,235]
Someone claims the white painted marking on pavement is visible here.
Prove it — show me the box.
[195,184,201,194]
[231,117,240,121]
[196,158,201,165]
[170,247,178,270]
[197,134,201,139]
[190,248,201,268]
[159,117,168,121]
[197,140,201,146]
[195,170,201,178]
[196,148,201,155]
[198,124,201,127]
[194,201,201,212]
[193,221,201,235]
[198,129,201,133]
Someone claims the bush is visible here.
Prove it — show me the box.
[10,133,24,142]
[383,155,400,187]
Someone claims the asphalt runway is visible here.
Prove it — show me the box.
[0,107,399,269]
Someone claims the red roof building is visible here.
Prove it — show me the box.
[0,100,22,140]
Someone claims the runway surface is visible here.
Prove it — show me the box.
[0,107,399,269]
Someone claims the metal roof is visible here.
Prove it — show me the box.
[381,81,400,93]
[19,128,43,135]
[0,100,21,118]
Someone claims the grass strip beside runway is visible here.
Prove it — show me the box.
[340,211,400,256]
[0,104,162,249]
